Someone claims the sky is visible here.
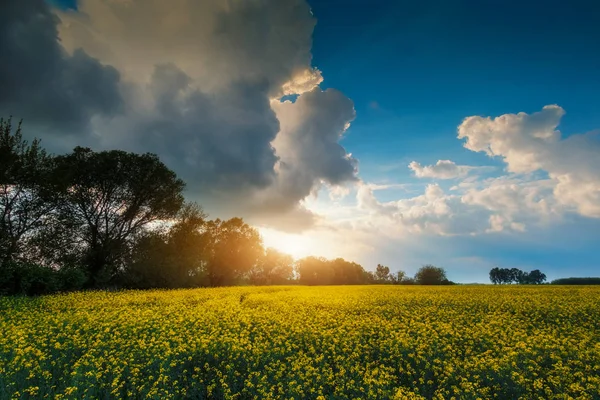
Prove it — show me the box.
[3,0,600,282]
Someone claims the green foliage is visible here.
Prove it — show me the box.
[251,248,294,285]
[49,146,186,285]
[551,277,600,285]
[375,264,391,283]
[203,217,264,286]
[414,265,448,285]
[489,267,547,284]
[0,262,86,296]
[295,256,372,285]
[0,117,55,268]
[124,203,209,289]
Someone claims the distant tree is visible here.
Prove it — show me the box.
[0,118,55,267]
[414,264,448,285]
[490,267,547,285]
[496,268,512,284]
[296,256,331,285]
[375,264,391,283]
[252,248,294,285]
[489,267,500,284]
[551,277,600,285]
[49,147,185,286]
[527,269,547,285]
[332,258,369,285]
[509,268,524,284]
[203,217,264,286]
[395,270,406,284]
[125,203,208,289]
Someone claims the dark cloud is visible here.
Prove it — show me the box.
[0,0,122,134]
[119,63,280,193]
[1,0,359,231]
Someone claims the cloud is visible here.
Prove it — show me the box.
[355,104,600,238]
[56,0,318,95]
[0,0,359,230]
[458,105,600,217]
[247,88,358,231]
[408,159,492,179]
[0,0,122,136]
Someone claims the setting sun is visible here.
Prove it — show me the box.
[259,228,316,260]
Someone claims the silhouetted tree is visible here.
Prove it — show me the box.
[251,248,294,285]
[49,147,185,286]
[489,267,547,285]
[489,267,500,284]
[0,118,55,267]
[415,264,448,285]
[125,203,208,288]
[527,269,547,285]
[203,217,263,286]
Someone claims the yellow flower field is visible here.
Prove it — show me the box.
[1,286,599,399]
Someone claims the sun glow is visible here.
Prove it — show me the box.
[259,228,317,260]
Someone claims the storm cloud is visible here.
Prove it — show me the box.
[0,0,122,136]
[0,0,359,230]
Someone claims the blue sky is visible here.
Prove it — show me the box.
[299,0,600,281]
[308,0,600,171]
[12,1,600,282]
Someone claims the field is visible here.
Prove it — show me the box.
[1,286,599,399]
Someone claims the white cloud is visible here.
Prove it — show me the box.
[408,159,492,179]
[458,105,600,218]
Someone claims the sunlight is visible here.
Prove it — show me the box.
[259,228,316,260]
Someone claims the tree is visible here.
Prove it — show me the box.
[395,270,407,284]
[414,264,448,285]
[0,118,55,267]
[252,248,294,285]
[527,269,547,285]
[203,217,264,286]
[50,147,185,286]
[489,267,500,284]
[330,258,368,285]
[490,267,547,285]
[125,202,208,289]
[509,268,524,284]
[295,256,331,285]
[375,264,391,283]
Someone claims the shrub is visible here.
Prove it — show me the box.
[551,277,600,285]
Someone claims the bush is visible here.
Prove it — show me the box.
[551,277,600,285]
[56,266,88,292]
[0,262,87,296]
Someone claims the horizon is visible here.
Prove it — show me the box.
[2,0,600,283]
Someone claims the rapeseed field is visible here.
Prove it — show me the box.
[1,286,598,399]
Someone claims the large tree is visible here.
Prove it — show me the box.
[0,118,55,267]
[50,147,185,286]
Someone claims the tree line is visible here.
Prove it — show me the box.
[488,267,546,284]
[550,277,600,285]
[1,118,454,295]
